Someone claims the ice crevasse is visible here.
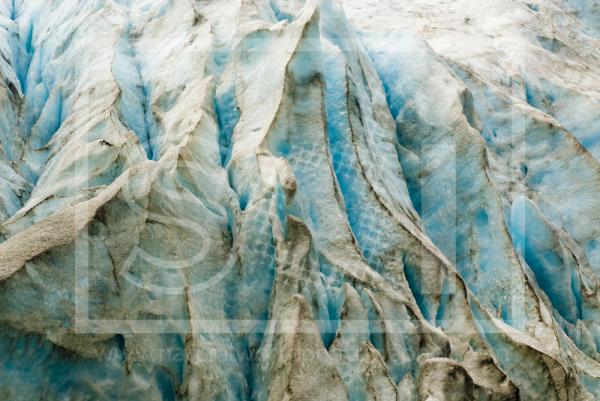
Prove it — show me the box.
[0,0,600,399]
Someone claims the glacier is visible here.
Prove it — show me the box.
[0,0,600,399]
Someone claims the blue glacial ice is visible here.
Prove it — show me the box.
[0,0,599,400]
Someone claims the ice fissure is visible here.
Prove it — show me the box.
[0,0,600,400]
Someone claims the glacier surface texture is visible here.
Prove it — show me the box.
[1,0,600,400]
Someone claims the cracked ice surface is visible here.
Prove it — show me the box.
[0,0,600,399]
